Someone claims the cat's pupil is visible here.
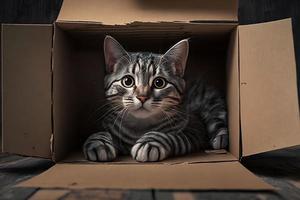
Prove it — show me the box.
[121,75,134,88]
[154,78,165,89]
[124,78,132,85]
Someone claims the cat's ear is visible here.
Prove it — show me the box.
[161,39,189,77]
[104,36,130,73]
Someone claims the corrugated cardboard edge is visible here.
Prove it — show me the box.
[1,24,3,152]
[50,23,56,161]
[237,27,243,160]
[61,151,238,165]
[18,161,273,190]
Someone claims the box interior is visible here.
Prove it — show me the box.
[52,22,240,162]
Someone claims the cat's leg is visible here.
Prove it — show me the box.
[188,83,229,150]
[83,131,117,162]
[131,131,206,162]
[203,100,228,150]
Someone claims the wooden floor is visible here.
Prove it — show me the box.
[1,0,300,199]
[1,148,300,200]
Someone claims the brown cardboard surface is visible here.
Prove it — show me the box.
[239,18,300,156]
[1,24,53,158]
[62,150,237,164]
[226,28,240,159]
[19,161,272,190]
[57,22,236,39]
[57,0,238,25]
[52,26,84,161]
[0,25,2,153]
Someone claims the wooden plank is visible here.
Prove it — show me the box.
[0,155,53,200]
[29,189,70,200]
[61,189,153,200]
[155,191,280,200]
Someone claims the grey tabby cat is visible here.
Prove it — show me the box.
[83,36,228,162]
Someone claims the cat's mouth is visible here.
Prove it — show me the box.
[136,106,150,112]
[128,106,154,119]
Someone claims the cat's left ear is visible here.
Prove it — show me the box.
[161,39,189,77]
[104,36,130,73]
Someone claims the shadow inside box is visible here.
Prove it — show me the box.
[242,146,300,180]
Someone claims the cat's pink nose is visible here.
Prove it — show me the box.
[137,96,148,103]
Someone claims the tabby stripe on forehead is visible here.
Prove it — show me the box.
[132,62,138,74]
[147,56,156,75]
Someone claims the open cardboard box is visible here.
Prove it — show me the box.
[1,0,300,190]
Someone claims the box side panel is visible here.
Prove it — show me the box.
[57,0,238,24]
[226,28,240,159]
[2,24,53,158]
[19,162,272,190]
[1,25,3,152]
[52,26,82,161]
[239,19,300,156]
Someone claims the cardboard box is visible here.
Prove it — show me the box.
[1,0,300,190]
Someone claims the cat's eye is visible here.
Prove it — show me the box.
[153,77,166,89]
[121,75,135,88]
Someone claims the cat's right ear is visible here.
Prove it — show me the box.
[104,36,130,73]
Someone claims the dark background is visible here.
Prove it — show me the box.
[0,0,299,98]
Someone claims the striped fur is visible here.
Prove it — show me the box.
[83,36,228,162]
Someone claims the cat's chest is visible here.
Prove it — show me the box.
[117,117,160,133]
[102,114,162,136]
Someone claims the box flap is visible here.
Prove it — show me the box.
[19,161,272,190]
[239,19,300,157]
[1,24,53,158]
[57,0,238,25]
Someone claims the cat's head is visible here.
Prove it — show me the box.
[103,36,189,119]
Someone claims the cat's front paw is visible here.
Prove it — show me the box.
[210,129,229,150]
[83,132,117,162]
[131,132,171,162]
